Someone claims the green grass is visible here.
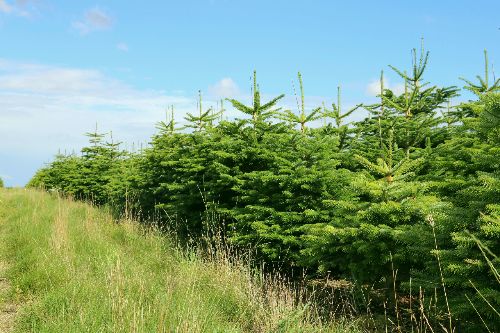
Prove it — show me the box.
[0,189,364,333]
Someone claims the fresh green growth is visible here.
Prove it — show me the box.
[460,50,500,96]
[0,188,365,333]
[277,72,323,132]
[156,105,177,135]
[184,91,222,131]
[226,70,284,128]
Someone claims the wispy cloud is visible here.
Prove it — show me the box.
[0,0,36,17]
[72,7,113,35]
[0,58,203,186]
[0,59,196,159]
[208,77,240,98]
[366,77,405,96]
[116,42,129,52]
[0,0,13,13]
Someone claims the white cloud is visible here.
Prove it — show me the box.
[366,80,381,96]
[73,7,113,35]
[366,77,405,96]
[208,77,240,98]
[391,83,405,96]
[0,59,197,163]
[0,0,35,16]
[0,0,13,13]
[116,42,129,52]
[0,67,114,93]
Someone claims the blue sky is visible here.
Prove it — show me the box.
[1,0,499,186]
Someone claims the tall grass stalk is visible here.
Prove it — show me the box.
[428,214,453,333]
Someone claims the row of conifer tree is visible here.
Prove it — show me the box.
[28,47,500,331]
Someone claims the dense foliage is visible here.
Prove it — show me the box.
[28,48,500,332]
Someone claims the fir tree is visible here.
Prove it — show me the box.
[184,91,221,131]
[277,72,323,132]
[226,70,284,129]
[425,92,500,330]
[156,105,178,135]
[461,50,500,96]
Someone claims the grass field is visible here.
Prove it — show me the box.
[0,189,364,333]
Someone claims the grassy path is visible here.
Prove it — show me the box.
[0,189,19,333]
[0,260,17,333]
[0,189,362,333]
[0,190,22,333]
